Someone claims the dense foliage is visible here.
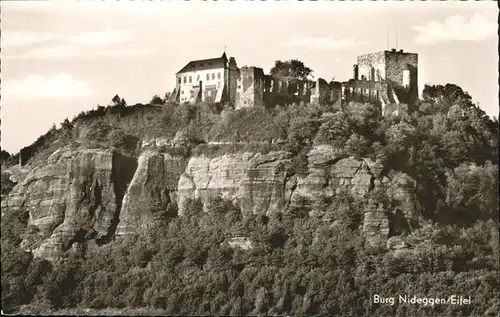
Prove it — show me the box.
[1,84,498,315]
[270,59,313,80]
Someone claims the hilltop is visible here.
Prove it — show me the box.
[1,83,499,315]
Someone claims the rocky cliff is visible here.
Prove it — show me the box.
[1,143,420,260]
[2,147,137,261]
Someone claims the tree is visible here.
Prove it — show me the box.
[107,130,139,152]
[1,172,16,196]
[345,133,370,157]
[111,94,127,107]
[61,118,73,130]
[422,84,473,110]
[112,94,121,105]
[270,59,313,80]
[150,95,164,105]
[315,111,350,146]
[0,149,11,162]
[444,162,498,223]
[164,92,172,102]
[84,121,112,144]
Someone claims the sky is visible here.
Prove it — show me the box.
[1,0,498,154]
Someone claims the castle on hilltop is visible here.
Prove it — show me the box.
[170,48,418,115]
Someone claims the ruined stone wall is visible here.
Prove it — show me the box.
[385,50,418,87]
[263,92,310,107]
[328,82,342,110]
[259,77,340,108]
[243,73,318,107]
[310,78,329,105]
[225,57,239,104]
[235,66,265,109]
[385,50,418,108]
[230,51,415,109]
[314,79,341,107]
[343,49,418,112]
[341,80,386,107]
[357,51,386,81]
[330,86,342,110]
[173,50,418,109]
[264,76,311,94]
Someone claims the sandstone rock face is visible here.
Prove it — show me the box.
[363,208,390,247]
[227,237,253,250]
[116,151,187,236]
[3,165,30,183]
[141,137,171,149]
[386,236,408,250]
[237,151,293,215]
[2,143,422,261]
[386,172,420,220]
[2,147,137,261]
[363,158,384,178]
[177,154,248,214]
[291,145,371,203]
[177,151,293,216]
[289,144,420,246]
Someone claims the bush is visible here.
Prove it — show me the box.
[108,130,140,153]
[1,172,16,196]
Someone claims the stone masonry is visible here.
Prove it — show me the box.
[171,48,418,112]
[344,48,419,112]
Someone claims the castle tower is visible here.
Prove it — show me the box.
[235,66,265,109]
[353,64,359,80]
[225,57,239,103]
[356,49,418,107]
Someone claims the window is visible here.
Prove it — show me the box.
[197,75,200,82]
[178,77,181,84]
[212,73,215,80]
[218,72,221,79]
[189,76,192,83]
[403,70,410,87]
[206,74,210,81]
[183,77,187,83]
[207,91,211,97]
[181,90,184,95]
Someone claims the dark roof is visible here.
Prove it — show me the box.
[176,53,228,74]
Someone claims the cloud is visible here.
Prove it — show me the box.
[8,0,378,16]
[4,45,153,59]
[414,12,496,44]
[70,31,134,46]
[7,45,77,59]
[280,37,368,50]
[1,30,134,49]
[3,74,92,100]
[2,29,149,59]
[1,31,59,47]
[3,0,191,17]
[89,48,153,57]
